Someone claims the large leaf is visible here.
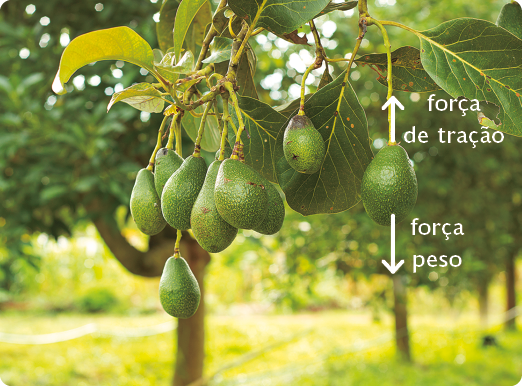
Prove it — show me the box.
[274,95,312,118]
[418,18,522,135]
[496,2,522,40]
[228,0,331,35]
[274,71,373,215]
[229,97,287,183]
[184,1,212,54]
[355,46,441,92]
[202,37,233,64]
[52,27,155,95]
[107,83,164,113]
[182,106,221,152]
[173,0,208,60]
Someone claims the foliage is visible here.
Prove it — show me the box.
[76,287,120,313]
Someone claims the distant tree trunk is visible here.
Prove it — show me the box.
[392,275,411,362]
[92,214,210,386]
[505,253,517,330]
[478,280,489,327]
[174,237,210,386]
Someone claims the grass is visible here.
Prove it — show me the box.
[0,310,521,386]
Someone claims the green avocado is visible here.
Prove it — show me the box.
[161,155,207,230]
[496,2,522,39]
[283,114,326,174]
[252,179,285,235]
[159,256,200,319]
[361,144,418,226]
[130,168,166,235]
[154,148,183,197]
[191,161,238,253]
[214,158,268,229]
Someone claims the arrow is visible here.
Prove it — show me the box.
[382,214,404,274]
[381,96,404,143]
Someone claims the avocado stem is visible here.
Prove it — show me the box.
[147,115,169,171]
[193,102,213,157]
[299,62,316,116]
[369,18,394,143]
[225,84,245,148]
[174,229,182,258]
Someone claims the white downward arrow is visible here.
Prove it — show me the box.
[382,214,404,274]
[381,96,404,143]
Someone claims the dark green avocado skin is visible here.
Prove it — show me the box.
[191,160,238,253]
[361,144,417,226]
[159,256,201,319]
[161,155,207,230]
[130,168,166,236]
[154,148,183,198]
[214,159,268,229]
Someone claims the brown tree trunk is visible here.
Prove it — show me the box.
[392,275,411,362]
[505,253,517,330]
[478,280,489,328]
[174,237,210,386]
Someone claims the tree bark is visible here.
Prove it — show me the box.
[505,253,517,330]
[392,275,411,362]
[478,280,489,328]
[174,237,210,386]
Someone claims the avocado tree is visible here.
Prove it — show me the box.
[3,0,521,383]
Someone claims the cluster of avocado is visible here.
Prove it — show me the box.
[361,143,418,226]
[129,144,286,318]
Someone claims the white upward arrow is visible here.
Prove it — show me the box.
[382,214,404,274]
[381,96,404,143]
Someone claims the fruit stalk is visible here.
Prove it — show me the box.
[146,115,169,171]
[225,84,247,159]
[174,229,182,258]
[370,18,394,143]
[299,62,316,116]
[218,114,229,161]
[194,102,213,157]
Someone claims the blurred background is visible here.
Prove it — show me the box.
[1,0,522,385]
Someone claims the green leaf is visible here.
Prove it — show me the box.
[418,18,522,135]
[182,107,221,152]
[52,27,155,95]
[274,71,373,215]
[355,46,441,92]
[229,96,287,183]
[157,0,180,53]
[274,95,312,118]
[202,37,233,64]
[228,0,331,35]
[154,50,195,83]
[315,0,358,17]
[496,2,522,40]
[107,83,164,113]
[173,0,208,60]
[185,1,212,51]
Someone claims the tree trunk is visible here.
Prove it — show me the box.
[505,253,517,330]
[478,280,489,328]
[392,275,411,362]
[174,237,210,386]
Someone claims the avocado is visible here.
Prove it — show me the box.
[191,160,238,252]
[214,158,268,229]
[361,144,417,226]
[159,256,200,319]
[252,179,285,235]
[283,114,326,174]
[130,168,166,235]
[161,155,207,230]
[154,148,183,197]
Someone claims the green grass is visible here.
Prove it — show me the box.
[0,311,520,385]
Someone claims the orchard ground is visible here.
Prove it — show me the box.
[0,310,520,386]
